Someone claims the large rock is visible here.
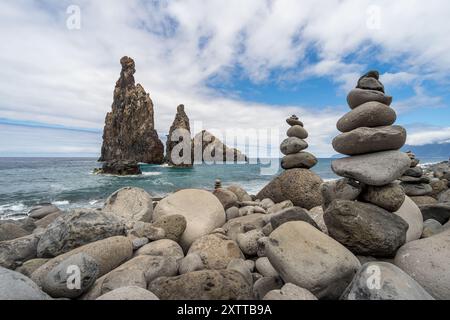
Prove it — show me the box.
[347,88,392,109]
[280,137,308,155]
[0,267,51,300]
[103,187,153,223]
[361,183,406,212]
[256,169,323,210]
[419,203,450,224]
[0,223,29,241]
[134,239,184,261]
[281,152,317,170]
[394,229,450,300]
[320,178,362,208]
[393,196,423,242]
[324,200,408,257]
[31,236,133,287]
[37,209,126,258]
[148,270,253,300]
[333,126,406,156]
[28,204,61,219]
[331,151,411,186]
[165,104,192,167]
[41,253,99,298]
[96,286,159,300]
[188,233,243,269]
[99,56,164,164]
[0,234,40,269]
[265,221,360,299]
[263,283,317,300]
[153,189,226,250]
[337,102,396,133]
[269,207,319,230]
[341,262,434,300]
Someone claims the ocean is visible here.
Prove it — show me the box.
[0,157,446,220]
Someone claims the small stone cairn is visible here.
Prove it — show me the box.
[399,151,432,196]
[280,115,318,170]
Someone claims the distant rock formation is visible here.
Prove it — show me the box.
[94,160,142,176]
[192,130,248,163]
[99,56,164,164]
[165,105,192,167]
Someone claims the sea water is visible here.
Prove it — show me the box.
[0,157,446,219]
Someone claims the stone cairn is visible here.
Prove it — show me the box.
[323,71,413,257]
[280,115,318,170]
[399,151,432,197]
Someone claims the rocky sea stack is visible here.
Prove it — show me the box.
[99,57,164,165]
[165,104,192,167]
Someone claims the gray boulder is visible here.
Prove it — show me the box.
[0,267,51,300]
[324,200,408,257]
[341,262,434,300]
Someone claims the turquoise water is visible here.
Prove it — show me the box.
[0,157,446,219]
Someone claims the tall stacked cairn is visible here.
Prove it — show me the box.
[323,71,418,257]
[399,151,432,197]
[281,115,318,170]
[256,115,323,210]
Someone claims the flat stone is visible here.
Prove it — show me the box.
[286,116,304,127]
[357,76,384,92]
[280,137,308,155]
[281,152,317,170]
[286,125,308,139]
[401,183,432,196]
[265,221,360,299]
[361,183,406,212]
[337,101,396,133]
[333,126,406,156]
[341,262,434,300]
[394,229,450,300]
[404,166,423,178]
[399,176,430,183]
[347,88,392,109]
[331,151,411,186]
[324,200,408,257]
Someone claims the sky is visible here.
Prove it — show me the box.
[0,0,450,157]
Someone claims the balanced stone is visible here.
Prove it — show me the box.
[399,176,430,183]
[401,183,433,196]
[404,166,423,178]
[281,152,317,170]
[331,150,411,186]
[357,71,384,92]
[280,137,308,155]
[361,183,406,212]
[337,101,396,133]
[320,178,362,208]
[347,88,392,109]
[286,115,303,127]
[287,125,308,139]
[332,125,407,156]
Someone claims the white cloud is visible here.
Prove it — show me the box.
[0,0,449,157]
[406,126,450,146]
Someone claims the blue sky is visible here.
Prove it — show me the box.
[1,0,450,157]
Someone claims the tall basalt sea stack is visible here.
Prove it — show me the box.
[99,57,164,164]
[166,104,192,167]
[323,71,414,257]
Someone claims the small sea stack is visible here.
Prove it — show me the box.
[323,71,417,257]
[165,104,192,168]
[399,152,432,197]
[281,115,317,170]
